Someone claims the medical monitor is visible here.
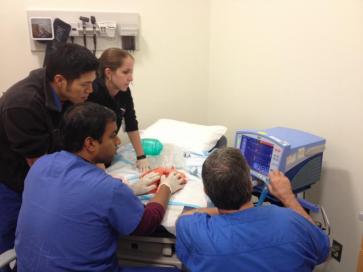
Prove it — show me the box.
[235,127,326,192]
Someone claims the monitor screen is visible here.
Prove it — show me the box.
[240,135,274,176]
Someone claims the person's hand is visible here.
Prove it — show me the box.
[268,170,315,224]
[136,157,150,173]
[130,171,160,196]
[159,171,186,194]
[96,163,106,170]
[110,173,127,183]
[267,170,295,204]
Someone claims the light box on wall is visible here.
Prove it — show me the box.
[29,17,54,40]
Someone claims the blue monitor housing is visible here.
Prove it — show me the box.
[235,127,326,193]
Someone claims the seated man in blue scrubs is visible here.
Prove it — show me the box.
[176,147,329,272]
[15,102,184,272]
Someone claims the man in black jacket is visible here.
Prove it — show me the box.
[0,43,98,270]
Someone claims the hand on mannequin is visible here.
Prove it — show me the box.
[130,171,160,196]
[110,173,128,184]
[159,171,186,194]
[96,163,106,170]
[136,157,151,173]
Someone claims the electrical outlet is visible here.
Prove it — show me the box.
[331,239,343,262]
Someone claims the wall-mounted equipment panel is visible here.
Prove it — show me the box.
[27,10,140,52]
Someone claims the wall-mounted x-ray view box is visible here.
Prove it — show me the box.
[235,127,326,194]
[29,17,54,40]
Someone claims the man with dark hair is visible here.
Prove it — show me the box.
[176,147,329,272]
[15,102,185,272]
[0,43,98,268]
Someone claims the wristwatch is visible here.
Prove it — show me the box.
[136,154,146,160]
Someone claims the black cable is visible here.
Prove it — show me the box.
[79,16,89,48]
[90,16,97,55]
[83,31,87,48]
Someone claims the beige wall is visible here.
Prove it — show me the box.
[0,1,40,89]
[208,0,363,271]
[0,0,210,128]
[1,0,362,271]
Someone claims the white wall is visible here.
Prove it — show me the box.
[0,1,40,89]
[208,0,363,271]
[0,0,210,128]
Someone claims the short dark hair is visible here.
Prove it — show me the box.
[202,147,252,210]
[60,102,116,152]
[98,48,134,79]
[45,43,99,81]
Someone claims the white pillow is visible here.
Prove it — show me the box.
[141,119,227,154]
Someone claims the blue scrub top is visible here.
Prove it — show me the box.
[15,151,144,272]
[176,205,329,272]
